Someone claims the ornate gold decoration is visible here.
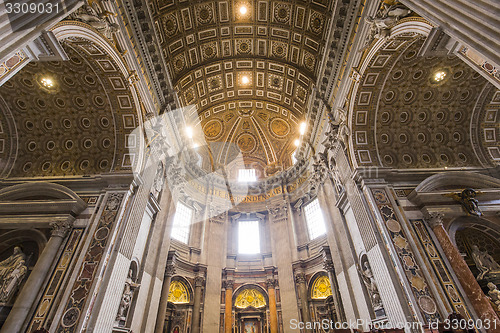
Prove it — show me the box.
[237,134,256,152]
[311,275,332,300]
[148,0,334,172]
[270,118,290,137]
[163,14,178,36]
[167,280,189,304]
[235,288,266,309]
[203,119,223,138]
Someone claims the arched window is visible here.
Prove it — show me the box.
[310,275,332,300]
[304,198,326,240]
[235,288,267,309]
[167,280,190,304]
[171,202,193,244]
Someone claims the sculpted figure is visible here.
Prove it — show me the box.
[364,1,411,48]
[116,269,140,321]
[445,188,482,216]
[0,247,26,282]
[459,188,482,216]
[487,282,500,311]
[359,261,382,309]
[74,4,118,39]
[0,247,28,303]
[471,245,500,280]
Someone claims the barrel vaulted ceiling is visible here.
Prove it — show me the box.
[148,0,335,177]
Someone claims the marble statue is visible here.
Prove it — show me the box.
[116,269,140,321]
[74,4,118,40]
[359,261,382,309]
[471,245,500,280]
[364,1,411,48]
[152,163,165,199]
[0,247,28,303]
[487,282,500,311]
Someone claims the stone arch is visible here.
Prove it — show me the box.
[0,229,47,256]
[414,171,500,193]
[0,181,83,201]
[448,215,500,252]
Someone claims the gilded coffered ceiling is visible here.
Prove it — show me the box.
[0,38,138,178]
[351,34,499,169]
[149,0,335,177]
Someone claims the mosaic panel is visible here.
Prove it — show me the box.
[371,188,440,322]
[28,229,83,331]
[56,193,125,332]
[410,219,472,320]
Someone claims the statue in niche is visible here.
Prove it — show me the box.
[359,261,383,310]
[0,246,28,303]
[116,269,140,322]
[487,282,500,311]
[471,245,500,280]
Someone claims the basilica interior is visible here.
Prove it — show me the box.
[0,0,499,332]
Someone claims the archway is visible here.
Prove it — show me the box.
[233,284,269,333]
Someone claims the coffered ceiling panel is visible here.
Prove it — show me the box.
[149,0,335,175]
[0,39,138,178]
[351,35,497,169]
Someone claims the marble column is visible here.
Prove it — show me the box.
[426,213,500,330]
[191,276,204,333]
[224,280,234,333]
[267,279,279,333]
[1,220,72,333]
[322,250,346,322]
[154,262,176,333]
[295,273,312,332]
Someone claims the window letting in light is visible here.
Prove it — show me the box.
[171,202,193,244]
[238,220,260,254]
[238,168,256,182]
[304,198,326,240]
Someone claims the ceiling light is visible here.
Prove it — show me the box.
[299,122,307,135]
[40,77,54,88]
[239,5,248,15]
[241,75,250,85]
[433,71,446,82]
[294,139,300,147]
[186,126,193,139]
